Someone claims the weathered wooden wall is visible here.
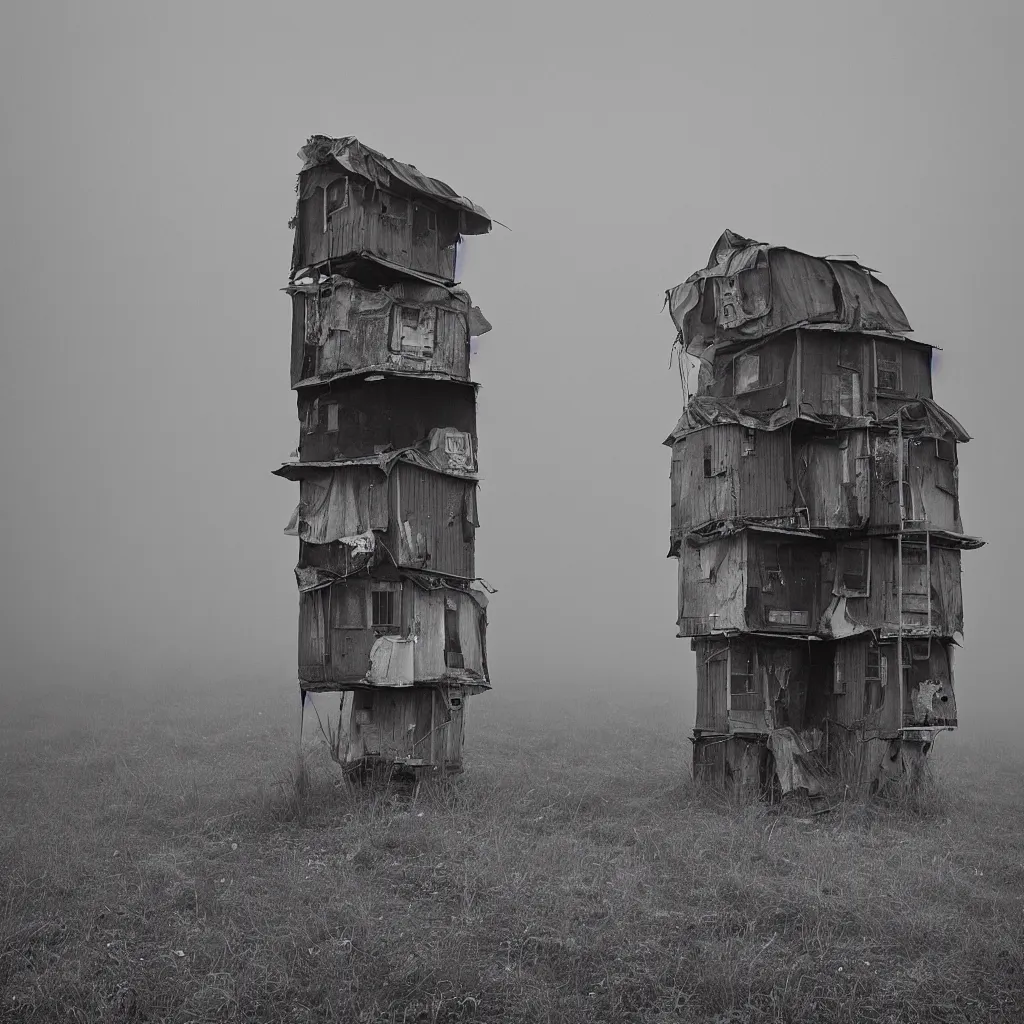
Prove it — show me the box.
[290,281,471,387]
[705,334,797,411]
[346,686,466,768]
[294,176,459,281]
[298,376,477,462]
[702,332,934,421]
[670,425,794,541]
[294,464,477,578]
[794,429,871,529]
[298,578,488,690]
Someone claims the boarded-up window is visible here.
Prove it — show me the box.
[837,542,870,596]
[730,645,755,695]
[821,370,862,416]
[444,596,464,669]
[326,403,339,432]
[735,354,761,394]
[371,589,398,633]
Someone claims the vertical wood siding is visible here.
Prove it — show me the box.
[295,184,457,282]
[387,464,476,578]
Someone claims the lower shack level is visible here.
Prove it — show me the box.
[298,683,471,775]
[691,633,956,798]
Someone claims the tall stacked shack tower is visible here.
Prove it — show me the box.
[665,231,982,799]
[277,136,494,775]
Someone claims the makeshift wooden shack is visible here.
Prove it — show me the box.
[666,230,982,800]
[290,135,491,286]
[280,136,494,777]
[288,274,491,387]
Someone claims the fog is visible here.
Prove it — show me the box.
[1,2,1021,733]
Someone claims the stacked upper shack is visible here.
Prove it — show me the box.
[277,136,493,775]
[665,230,982,800]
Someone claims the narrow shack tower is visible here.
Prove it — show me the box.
[665,231,982,800]
[278,137,494,776]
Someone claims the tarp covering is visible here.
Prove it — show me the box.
[365,635,416,688]
[298,135,491,234]
[768,727,827,796]
[286,470,388,545]
[666,230,912,356]
[664,395,969,444]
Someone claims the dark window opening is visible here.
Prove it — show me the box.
[838,542,869,595]
[742,428,756,456]
[444,604,464,669]
[703,444,713,478]
[760,543,782,594]
[301,344,318,380]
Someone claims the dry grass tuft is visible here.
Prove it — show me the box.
[1,683,1021,1022]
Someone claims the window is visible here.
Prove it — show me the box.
[413,204,437,240]
[702,443,726,478]
[838,338,860,370]
[865,646,886,712]
[821,370,862,416]
[371,589,398,633]
[444,596,464,669]
[703,444,712,478]
[325,177,349,217]
[936,438,955,463]
[379,193,408,222]
[767,609,811,626]
[742,428,756,457]
[833,658,845,695]
[837,542,869,596]
[760,544,783,594]
[325,403,339,433]
[301,343,318,380]
[735,354,761,394]
[730,645,755,696]
[876,345,903,392]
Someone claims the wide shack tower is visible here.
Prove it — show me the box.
[277,136,494,775]
[665,231,982,799]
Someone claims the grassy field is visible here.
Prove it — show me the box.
[1,680,1022,1023]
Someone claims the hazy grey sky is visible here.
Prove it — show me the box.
[1,2,1021,724]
